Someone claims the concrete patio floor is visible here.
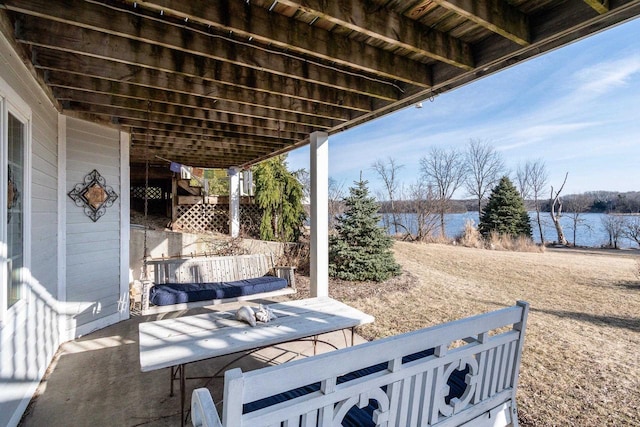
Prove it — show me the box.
[18,299,368,427]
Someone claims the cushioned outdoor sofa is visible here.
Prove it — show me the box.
[140,253,295,315]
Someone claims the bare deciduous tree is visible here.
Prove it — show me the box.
[295,168,310,201]
[402,181,439,242]
[622,216,640,248]
[420,147,466,238]
[550,172,569,246]
[516,159,549,244]
[328,177,345,231]
[464,139,505,216]
[372,157,404,235]
[564,194,592,246]
[602,214,625,248]
[515,163,531,200]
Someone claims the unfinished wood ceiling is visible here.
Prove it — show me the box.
[1,0,639,169]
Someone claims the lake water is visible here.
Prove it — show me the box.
[381,212,638,249]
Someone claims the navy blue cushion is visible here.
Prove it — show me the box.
[149,276,288,306]
[244,348,468,426]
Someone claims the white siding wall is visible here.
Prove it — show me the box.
[0,33,60,427]
[0,31,128,426]
[64,118,123,336]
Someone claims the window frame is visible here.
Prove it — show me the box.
[0,76,32,321]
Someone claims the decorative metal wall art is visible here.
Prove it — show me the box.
[68,169,118,222]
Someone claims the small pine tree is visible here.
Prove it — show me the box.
[329,179,401,281]
[479,176,532,238]
[254,156,305,242]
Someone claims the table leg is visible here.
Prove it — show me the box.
[351,327,355,346]
[180,364,186,427]
[170,366,176,397]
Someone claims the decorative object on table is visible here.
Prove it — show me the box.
[67,169,118,222]
[235,306,256,327]
[254,304,277,323]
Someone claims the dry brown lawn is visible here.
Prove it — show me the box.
[292,242,640,426]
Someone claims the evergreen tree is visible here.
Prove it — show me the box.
[479,176,532,238]
[254,156,305,242]
[329,179,401,281]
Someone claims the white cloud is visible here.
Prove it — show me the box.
[573,55,640,96]
[508,122,600,144]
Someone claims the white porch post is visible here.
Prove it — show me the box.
[57,113,68,341]
[228,166,241,238]
[310,131,329,297]
[119,131,131,320]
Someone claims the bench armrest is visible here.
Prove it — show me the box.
[141,280,153,312]
[191,388,222,427]
[274,266,296,289]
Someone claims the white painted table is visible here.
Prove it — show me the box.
[138,297,374,425]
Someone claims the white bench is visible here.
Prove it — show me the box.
[140,253,296,315]
[191,301,529,427]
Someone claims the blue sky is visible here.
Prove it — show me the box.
[287,17,640,199]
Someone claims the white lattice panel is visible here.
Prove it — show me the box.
[173,203,262,237]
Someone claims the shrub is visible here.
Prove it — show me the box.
[329,179,401,282]
[279,241,310,276]
[487,231,544,253]
[457,220,483,248]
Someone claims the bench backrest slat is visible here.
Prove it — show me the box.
[241,303,524,401]
[148,254,274,284]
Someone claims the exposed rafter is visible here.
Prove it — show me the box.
[121,121,295,148]
[53,86,317,137]
[276,0,474,69]
[60,101,306,142]
[431,0,530,45]
[44,72,334,132]
[5,0,409,99]
[583,0,610,14]
[33,48,349,123]
[121,0,433,87]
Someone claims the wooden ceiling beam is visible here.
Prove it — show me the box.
[129,131,278,152]
[119,120,293,148]
[129,133,276,155]
[61,101,304,142]
[128,0,432,87]
[130,149,269,167]
[131,140,273,158]
[47,75,323,134]
[129,147,288,167]
[6,1,403,102]
[130,155,255,169]
[16,17,376,113]
[130,144,270,160]
[583,0,610,14]
[55,89,307,139]
[431,0,530,45]
[0,10,60,111]
[276,0,473,70]
[32,48,341,128]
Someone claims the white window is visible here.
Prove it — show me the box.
[0,78,31,317]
